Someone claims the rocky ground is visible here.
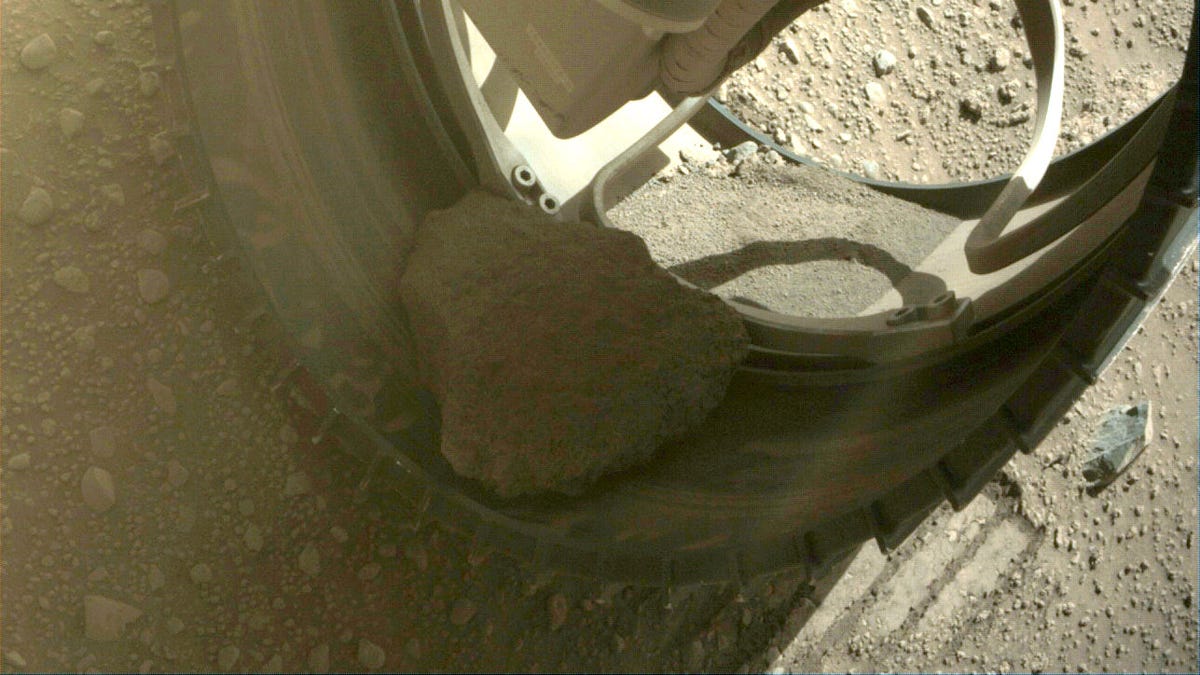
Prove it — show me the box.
[1,0,1195,673]
[723,0,1192,183]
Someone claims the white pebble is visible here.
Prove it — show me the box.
[864,81,887,106]
[89,427,117,458]
[189,563,213,584]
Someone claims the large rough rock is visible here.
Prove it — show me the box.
[400,191,748,498]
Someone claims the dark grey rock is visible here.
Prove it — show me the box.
[1083,402,1152,491]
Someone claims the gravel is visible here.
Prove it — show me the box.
[724,0,1189,183]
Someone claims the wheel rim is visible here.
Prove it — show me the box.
[156,0,1199,583]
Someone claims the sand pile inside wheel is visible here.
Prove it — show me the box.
[400,191,749,498]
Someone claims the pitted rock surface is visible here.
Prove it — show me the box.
[400,191,748,497]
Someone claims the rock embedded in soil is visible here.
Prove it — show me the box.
[298,544,320,576]
[308,644,330,672]
[864,81,887,106]
[20,34,58,71]
[137,269,170,304]
[19,187,54,226]
[400,190,748,498]
[358,639,386,670]
[146,376,177,415]
[190,563,213,584]
[84,595,142,641]
[449,598,478,626]
[53,266,90,294]
[80,467,116,512]
[89,427,117,458]
[217,645,240,670]
[59,108,85,138]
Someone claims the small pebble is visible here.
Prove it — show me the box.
[217,646,240,671]
[19,187,54,226]
[146,377,177,415]
[80,467,116,512]
[84,595,142,641]
[54,266,91,294]
[90,427,117,458]
[8,453,31,470]
[864,81,887,105]
[244,524,264,552]
[137,229,168,255]
[989,47,1011,72]
[137,269,170,304]
[166,460,189,488]
[4,651,28,668]
[916,6,935,28]
[94,30,116,46]
[147,566,165,591]
[548,593,570,631]
[138,70,161,97]
[358,639,386,670]
[20,34,58,70]
[873,49,897,76]
[307,644,330,672]
[59,108,85,138]
[86,77,108,96]
[189,563,213,584]
[284,471,311,496]
[450,598,477,626]
[298,544,321,576]
[99,183,125,207]
[358,563,381,581]
[149,135,174,165]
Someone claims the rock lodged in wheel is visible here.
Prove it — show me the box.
[400,191,749,498]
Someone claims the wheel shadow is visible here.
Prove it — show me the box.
[668,237,948,310]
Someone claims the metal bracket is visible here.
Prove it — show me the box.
[414,0,561,215]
